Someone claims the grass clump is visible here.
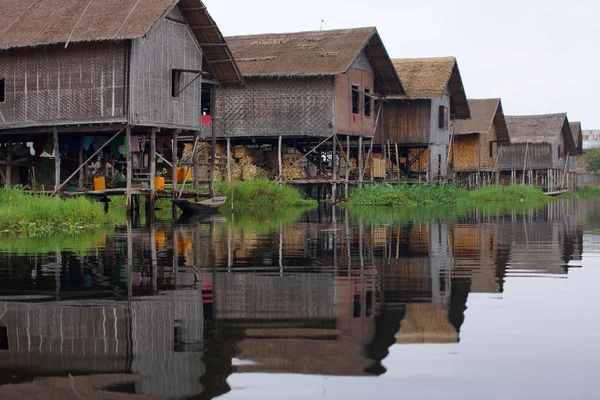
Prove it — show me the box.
[347,184,470,207]
[347,184,548,207]
[0,188,116,235]
[216,178,317,209]
[576,186,600,197]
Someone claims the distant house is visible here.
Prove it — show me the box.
[380,57,471,182]
[451,98,509,187]
[0,0,242,194]
[212,27,404,185]
[583,130,600,150]
[498,114,576,190]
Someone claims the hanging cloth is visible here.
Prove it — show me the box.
[130,135,140,152]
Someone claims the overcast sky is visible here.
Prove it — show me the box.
[204,0,600,128]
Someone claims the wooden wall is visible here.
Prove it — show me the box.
[379,99,431,144]
[0,42,127,129]
[452,134,479,172]
[498,142,553,171]
[335,68,375,136]
[214,77,336,138]
[130,13,203,130]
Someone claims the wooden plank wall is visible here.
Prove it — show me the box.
[0,42,127,129]
[214,77,336,138]
[130,14,203,130]
[379,99,431,144]
[497,142,552,171]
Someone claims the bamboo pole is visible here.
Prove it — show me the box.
[227,137,233,212]
[358,136,364,188]
[53,127,60,193]
[149,127,156,212]
[278,135,283,185]
[369,138,374,182]
[193,130,200,190]
[395,142,400,182]
[345,135,350,199]
[332,134,337,203]
[277,134,335,181]
[51,129,125,196]
[522,141,529,185]
[209,126,216,198]
[178,134,199,199]
[6,142,11,188]
[126,125,133,212]
[78,133,84,190]
[171,131,178,198]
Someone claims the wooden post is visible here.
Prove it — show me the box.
[345,135,350,199]
[5,142,12,188]
[278,135,283,185]
[395,142,400,182]
[332,135,337,203]
[369,138,374,182]
[149,127,157,214]
[387,140,392,182]
[126,125,133,213]
[53,127,60,193]
[227,137,233,212]
[171,131,178,199]
[358,136,364,188]
[209,127,216,198]
[78,133,85,190]
[193,131,199,190]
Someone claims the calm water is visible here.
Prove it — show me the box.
[0,199,599,399]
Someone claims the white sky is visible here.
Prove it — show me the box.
[204,0,600,128]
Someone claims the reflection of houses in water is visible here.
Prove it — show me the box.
[0,290,214,399]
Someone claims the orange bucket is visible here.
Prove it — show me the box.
[93,176,106,191]
[176,167,192,183]
[154,176,165,191]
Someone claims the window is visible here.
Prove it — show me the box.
[364,88,372,117]
[439,105,448,129]
[489,142,494,158]
[351,85,360,115]
[0,78,5,103]
[0,326,7,350]
[171,70,182,98]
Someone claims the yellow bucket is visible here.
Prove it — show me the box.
[93,176,106,191]
[177,167,192,183]
[154,176,165,191]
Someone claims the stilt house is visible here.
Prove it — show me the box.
[380,57,471,182]
[498,114,576,190]
[212,27,404,190]
[451,98,509,187]
[0,0,242,201]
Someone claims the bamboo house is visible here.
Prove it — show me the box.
[498,113,576,190]
[380,57,471,182]
[0,0,242,210]
[211,27,405,197]
[451,98,509,187]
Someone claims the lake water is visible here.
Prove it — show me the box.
[0,198,599,399]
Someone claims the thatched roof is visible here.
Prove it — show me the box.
[225,27,405,96]
[570,121,583,154]
[454,98,509,141]
[0,0,243,85]
[506,114,576,153]
[391,57,470,119]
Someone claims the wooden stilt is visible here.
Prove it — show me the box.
[6,142,12,188]
[78,133,85,190]
[209,126,216,198]
[227,137,233,212]
[171,131,179,199]
[53,127,60,193]
[278,135,283,185]
[126,125,133,213]
[193,130,199,191]
[332,135,337,203]
[395,142,400,182]
[358,136,364,188]
[369,138,374,182]
[149,127,157,215]
[345,135,350,199]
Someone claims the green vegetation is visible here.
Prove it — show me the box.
[583,147,600,175]
[347,184,547,208]
[0,230,109,254]
[221,207,309,234]
[576,186,600,197]
[0,188,116,235]
[216,178,317,209]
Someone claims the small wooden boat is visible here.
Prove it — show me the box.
[545,190,569,197]
[172,196,227,214]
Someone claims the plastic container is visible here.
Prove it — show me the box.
[154,176,165,191]
[93,176,106,191]
[177,167,192,183]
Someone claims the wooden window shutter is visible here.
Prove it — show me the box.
[439,106,448,129]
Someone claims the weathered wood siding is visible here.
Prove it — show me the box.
[380,99,431,144]
[335,68,375,136]
[497,142,552,171]
[130,14,203,130]
[0,42,127,130]
[214,77,336,138]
